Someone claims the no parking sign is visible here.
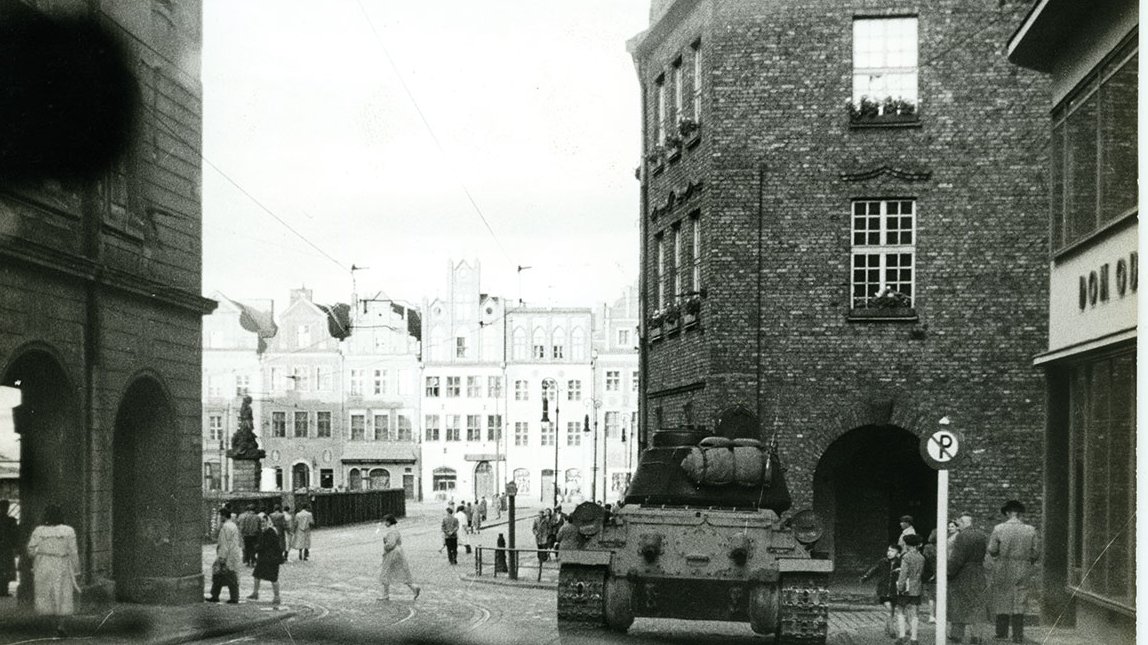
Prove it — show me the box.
[919,427,967,470]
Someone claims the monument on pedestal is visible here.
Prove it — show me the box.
[227,396,264,492]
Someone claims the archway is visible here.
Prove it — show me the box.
[473,461,493,499]
[292,463,311,491]
[2,349,82,602]
[348,468,361,490]
[369,468,389,489]
[813,425,936,576]
[112,376,179,602]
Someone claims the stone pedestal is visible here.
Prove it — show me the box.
[231,458,261,492]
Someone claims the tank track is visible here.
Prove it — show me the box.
[556,564,606,625]
[776,574,830,645]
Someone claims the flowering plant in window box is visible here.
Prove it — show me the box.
[664,134,684,154]
[677,116,700,138]
[682,295,702,327]
[848,96,918,124]
[645,145,667,165]
[849,287,917,320]
[662,304,682,333]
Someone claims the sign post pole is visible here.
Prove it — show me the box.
[921,417,963,645]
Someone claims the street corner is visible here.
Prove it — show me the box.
[458,572,557,591]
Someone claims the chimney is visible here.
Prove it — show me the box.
[289,287,312,304]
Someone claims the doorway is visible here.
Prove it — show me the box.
[292,463,310,490]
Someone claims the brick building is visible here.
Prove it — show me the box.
[1008,1,1137,640]
[629,0,1050,574]
[0,1,210,603]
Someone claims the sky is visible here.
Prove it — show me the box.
[201,1,651,313]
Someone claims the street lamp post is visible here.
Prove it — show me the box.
[541,378,559,508]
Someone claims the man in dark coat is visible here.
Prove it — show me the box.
[440,507,459,565]
[948,512,989,644]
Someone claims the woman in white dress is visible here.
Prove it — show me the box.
[27,504,79,637]
[378,514,419,601]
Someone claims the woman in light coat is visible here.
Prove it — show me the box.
[27,504,79,637]
[293,506,313,560]
[378,514,419,601]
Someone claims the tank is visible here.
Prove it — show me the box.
[555,411,832,643]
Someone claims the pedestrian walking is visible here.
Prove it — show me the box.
[494,534,508,573]
[269,505,288,561]
[206,507,242,604]
[949,512,990,644]
[477,497,488,531]
[922,529,938,624]
[988,500,1039,644]
[248,514,283,605]
[441,507,460,565]
[26,504,79,637]
[237,504,260,566]
[463,502,474,534]
[897,514,917,551]
[860,544,901,638]
[454,505,471,554]
[532,511,550,563]
[293,506,314,561]
[895,533,925,645]
[378,514,420,601]
[282,506,295,562]
[0,500,17,597]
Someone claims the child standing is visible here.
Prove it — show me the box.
[860,544,902,637]
[896,533,926,645]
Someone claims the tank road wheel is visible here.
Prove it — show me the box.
[748,584,780,635]
[557,564,607,626]
[603,575,634,633]
[775,574,830,645]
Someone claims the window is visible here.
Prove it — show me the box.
[487,414,502,442]
[456,336,467,358]
[373,369,386,396]
[350,414,365,441]
[467,376,481,398]
[320,469,333,489]
[672,223,682,302]
[567,380,581,401]
[515,380,529,400]
[571,327,587,360]
[513,468,531,495]
[292,366,309,391]
[655,74,666,145]
[604,411,619,438]
[672,59,683,125]
[316,367,332,391]
[852,17,919,118]
[425,415,440,441]
[532,328,546,360]
[567,421,583,446]
[235,375,250,397]
[297,324,311,349]
[207,376,220,398]
[294,411,308,438]
[425,376,440,397]
[606,370,620,392]
[541,423,555,446]
[374,413,390,441]
[1050,42,1137,250]
[445,415,461,442]
[467,415,482,442]
[317,411,331,438]
[396,415,412,442]
[446,376,461,397]
[617,329,631,347]
[692,40,702,121]
[487,376,502,398]
[851,199,915,308]
[632,370,640,393]
[512,328,528,360]
[272,411,286,438]
[432,467,457,492]
[691,213,701,292]
[515,422,529,446]
[208,415,223,443]
[656,233,666,310]
[552,326,565,359]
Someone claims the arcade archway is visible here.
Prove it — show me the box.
[813,425,935,576]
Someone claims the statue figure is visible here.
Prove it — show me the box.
[228,395,265,460]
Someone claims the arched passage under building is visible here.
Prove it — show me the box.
[112,376,180,602]
[2,349,83,601]
[813,424,936,577]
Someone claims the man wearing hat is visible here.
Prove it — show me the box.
[897,515,917,551]
[987,500,1039,643]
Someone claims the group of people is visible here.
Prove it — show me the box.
[860,500,1039,645]
[438,498,490,565]
[206,503,314,605]
[531,506,568,561]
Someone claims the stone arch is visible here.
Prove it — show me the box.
[714,405,759,440]
[291,461,311,490]
[2,345,83,600]
[112,372,187,602]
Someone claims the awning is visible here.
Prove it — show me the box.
[340,443,417,464]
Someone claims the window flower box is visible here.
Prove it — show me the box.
[849,288,917,321]
[649,311,665,341]
[848,96,919,126]
[682,295,702,327]
[645,145,667,166]
[677,116,700,138]
[662,305,681,334]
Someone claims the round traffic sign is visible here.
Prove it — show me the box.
[920,428,966,470]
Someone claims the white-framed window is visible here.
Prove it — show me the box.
[512,328,528,360]
[606,370,621,392]
[350,413,365,440]
[692,39,702,121]
[567,380,581,401]
[467,376,481,398]
[456,336,467,359]
[446,376,461,397]
[672,223,682,301]
[655,74,666,145]
[617,329,631,347]
[632,370,640,393]
[350,369,364,396]
[396,415,412,442]
[235,375,250,397]
[604,411,619,438]
[424,415,440,441]
[294,411,309,438]
[566,421,583,446]
[373,369,387,396]
[445,415,461,441]
[466,414,482,441]
[851,199,916,307]
[487,376,502,398]
[691,212,701,292]
[207,376,220,398]
[487,414,502,441]
[374,413,390,441]
[208,415,223,443]
[532,327,546,360]
[271,411,286,438]
[317,411,331,438]
[297,324,311,349]
[541,423,555,447]
[672,59,683,124]
[552,327,566,360]
[656,233,666,311]
[852,17,919,111]
[515,379,529,400]
[515,422,529,446]
[543,381,557,401]
[425,376,440,397]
